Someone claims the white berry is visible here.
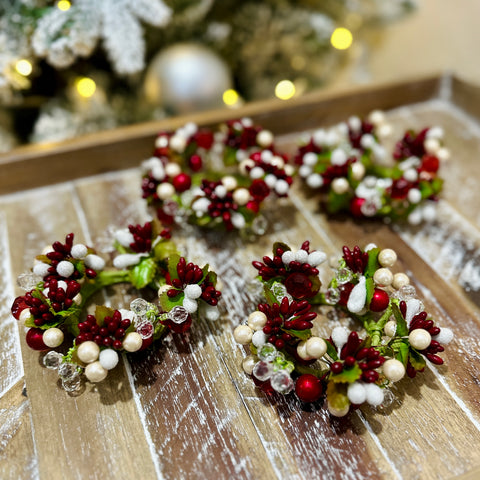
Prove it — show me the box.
[165,162,181,177]
[33,262,50,277]
[308,251,327,266]
[364,383,384,406]
[184,284,202,299]
[383,359,406,382]
[306,173,323,188]
[71,244,88,259]
[274,179,289,196]
[350,162,365,181]
[123,332,143,352]
[408,188,422,204]
[256,130,274,147]
[384,320,397,337]
[182,297,198,313]
[378,248,397,268]
[347,382,366,404]
[84,254,105,271]
[303,152,318,166]
[296,341,312,361]
[231,213,246,230]
[85,361,108,383]
[409,329,431,350]
[331,326,349,350]
[252,330,268,348]
[233,325,253,345]
[169,134,187,153]
[331,148,347,166]
[305,337,327,359]
[232,188,250,206]
[99,349,119,370]
[157,182,175,200]
[203,304,220,321]
[222,175,237,191]
[77,341,100,364]
[42,328,64,348]
[56,261,74,278]
[331,177,349,195]
[247,311,267,331]
[295,249,309,264]
[281,251,295,265]
[433,327,454,345]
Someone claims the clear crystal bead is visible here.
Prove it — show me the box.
[373,388,396,413]
[251,215,268,235]
[325,287,340,305]
[272,355,294,374]
[17,273,41,291]
[130,298,150,316]
[335,267,353,284]
[163,201,179,216]
[270,371,294,394]
[271,282,292,303]
[168,306,189,324]
[58,363,78,380]
[397,285,417,301]
[360,199,379,217]
[258,343,277,362]
[43,351,63,370]
[252,361,273,381]
[135,321,154,339]
[62,372,82,393]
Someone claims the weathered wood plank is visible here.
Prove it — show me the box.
[1,185,158,480]
[0,379,37,480]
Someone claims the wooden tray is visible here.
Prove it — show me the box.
[1,73,480,480]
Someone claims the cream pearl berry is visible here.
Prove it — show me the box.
[99,349,119,370]
[392,272,410,290]
[383,359,406,382]
[157,182,175,200]
[409,329,431,350]
[158,284,171,297]
[327,401,350,417]
[42,328,64,348]
[305,337,327,359]
[165,162,181,177]
[437,147,450,162]
[242,355,256,375]
[122,332,143,352]
[331,177,349,195]
[378,248,397,268]
[373,267,393,287]
[73,293,82,305]
[233,325,253,345]
[384,320,397,337]
[19,309,32,324]
[271,156,285,169]
[222,175,237,191]
[77,341,100,364]
[85,361,108,383]
[256,130,274,147]
[239,159,255,175]
[350,162,366,181]
[169,134,187,153]
[232,188,250,206]
[247,311,267,331]
[296,341,312,361]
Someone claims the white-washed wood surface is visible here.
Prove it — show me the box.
[1,82,480,479]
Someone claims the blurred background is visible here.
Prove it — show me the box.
[1,0,478,152]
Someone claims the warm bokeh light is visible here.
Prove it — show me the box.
[275,80,296,100]
[15,59,33,76]
[330,27,353,50]
[75,77,96,98]
[223,89,240,106]
[56,0,71,11]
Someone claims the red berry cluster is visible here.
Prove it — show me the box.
[407,311,443,365]
[342,246,369,274]
[76,310,131,349]
[224,120,262,149]
[167,257,222,306]
[293,139,321,166]
[393,128,428,160]
[127,222,171,253]
[259,296,317,349]
[11,279,81,326]
[201,180,239,231]
[348,120,374,149]
[253,242,320,300]
[330,331,385,383]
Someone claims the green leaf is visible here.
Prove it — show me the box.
[263,285,278,307]
[365,277,375,306]
[391,302,408,336]
[365,247,380,278]
[325,339,338,361]
[395,341,409,366]
[223,147,238,167]
[409,348,426,371]
[326,381,350,410]
[95,305,115,325]
[130,257,157,289]
[272,242,291,256]
[167,254,181,281]
[282,329,311,341]
[159,290,184,312]
[153,239,178,262]
[326,190,351,214]
[330,363,362,383]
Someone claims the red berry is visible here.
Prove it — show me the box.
[421,155,440,173]
[26,328,47,351]
[350,197,365,217]
[189,154,203,171]
[370,288,390,312]
[295,374,323,403]
[172,173,192,192]
[284,272,314,300]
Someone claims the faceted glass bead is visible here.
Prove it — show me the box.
[136,321,154,339]
[397,284,417,301]
[325,287,340,305]
[58,363,78,380]
[372,388,396,413]
[252,361,273,381]
[271,282,292,303]
[130,298,150,316]
[360,198,379,217]
[270,371,294,394]
[43,351,63,370]
[163,200,179,216]
[272,356,295,374]
[258,343,277,362]
[17,273,41,291]
[62,372,82,393]
[251,215,268,235]
[168,306,189,324]
[335,268,353,285]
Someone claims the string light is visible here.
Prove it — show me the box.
[330,27,353,50]
[275,80,295,100]
[75,77,96,98]
[56,0,71,11]
[223,89,240,107]
[15,59,33,77]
